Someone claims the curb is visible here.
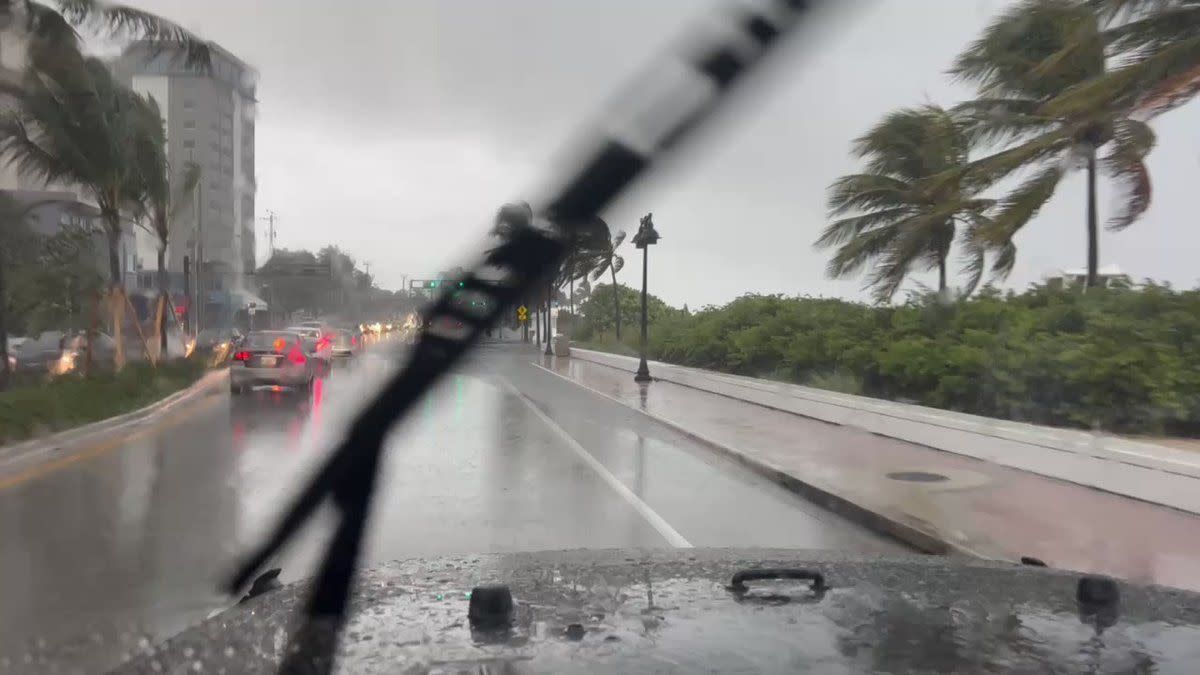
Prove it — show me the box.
[532,361,992,559]
[0,367,230,471]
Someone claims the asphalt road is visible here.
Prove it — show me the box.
[0,340,905,673]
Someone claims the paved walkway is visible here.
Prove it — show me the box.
[537,352,1200,592]
[573,350,1200,514]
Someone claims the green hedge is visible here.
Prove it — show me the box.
[579,283,1200,435]
[0,357,211,445]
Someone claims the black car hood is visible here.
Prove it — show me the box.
[114,548,1200,673]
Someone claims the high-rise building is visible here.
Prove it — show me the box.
[113,41,258,327]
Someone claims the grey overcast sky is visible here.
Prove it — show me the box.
[129,0,1200,308]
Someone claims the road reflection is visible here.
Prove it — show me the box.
[0,376,323,673]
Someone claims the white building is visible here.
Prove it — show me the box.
[1046,264,1133,290]
[113,41,258,328]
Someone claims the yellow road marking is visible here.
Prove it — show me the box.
[0,394,224,491]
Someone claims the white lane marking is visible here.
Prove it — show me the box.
[501,380,692,548]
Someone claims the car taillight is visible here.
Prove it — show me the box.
[351,335,358,347]
[288,347,307,365]
[233,351,250,362]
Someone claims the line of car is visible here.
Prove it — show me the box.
[229,321,364,395]
[7,330,124,376]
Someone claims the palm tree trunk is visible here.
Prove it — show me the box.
[157,246,168,357]
[610,261,621,340]
[0,254,9,392]
[937,256,947,294]
[1085,148,1099,289]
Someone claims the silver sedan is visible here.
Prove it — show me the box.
[230,331,316,394]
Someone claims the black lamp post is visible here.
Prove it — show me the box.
[544,281,553,356]
[631,213,660,382]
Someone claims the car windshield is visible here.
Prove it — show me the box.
[3,1,1200,673]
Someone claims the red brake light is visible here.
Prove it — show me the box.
[288,346,307,365]
[351,335,358,347]
[233,350,250,362]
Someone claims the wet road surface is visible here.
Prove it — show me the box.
[0,341,905,672]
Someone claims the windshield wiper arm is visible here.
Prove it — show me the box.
[225,2,823,672]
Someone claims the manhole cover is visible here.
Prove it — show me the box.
[886,471,949,483]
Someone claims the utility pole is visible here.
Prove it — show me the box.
[260,210,277,260]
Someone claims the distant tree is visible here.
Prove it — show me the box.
[580,229,627,337]
[576,282,675,341]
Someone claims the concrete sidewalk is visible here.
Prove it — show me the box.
[573,349,1200,515]
[537,352,1200,592]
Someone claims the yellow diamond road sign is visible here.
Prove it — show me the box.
[517,305,528,321]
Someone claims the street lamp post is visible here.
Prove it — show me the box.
[631,213,660,383]
[544,281,553,356]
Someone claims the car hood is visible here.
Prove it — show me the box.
[114,548,1200,673]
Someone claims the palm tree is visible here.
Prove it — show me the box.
[950,0,1156,288]
[0,193,31,390]
[0,57,156,367]
[130,93,200,357]
[818,105,993,303]
[584,229,627,338]
[557,216,611,317]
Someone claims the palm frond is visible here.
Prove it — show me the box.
[815,207,914,249]
[963,129,1073,187]
[55,0,211,71]
[0,112,75,185]
[1102,118,1155,230]
[950,0,1104,99]
[991,241,1020,278]
[953,98,1060,148]
[827,174,915,214]
[957,211,998,296]
[862,216,951,303]
[826,222,904,281]
[986,164,1066,246]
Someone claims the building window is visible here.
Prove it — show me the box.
[183,99,195,109]
[182,139,194,149]
[183,120,195,129]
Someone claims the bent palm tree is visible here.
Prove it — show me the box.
[951,0,1156,288]
[584,229,626,338]
[130,93,200,357]
[0,57,155,367]
[818,104,993,303]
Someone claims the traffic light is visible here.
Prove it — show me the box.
[457,281,465,288]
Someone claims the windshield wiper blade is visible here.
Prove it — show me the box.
[225,1,823,672]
